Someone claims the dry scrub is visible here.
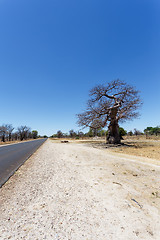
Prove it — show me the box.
[110,136,160,161]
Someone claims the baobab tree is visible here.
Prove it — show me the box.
[77,79,142,144]
[6,124,14,141]
[0,125,7,142]
[17,125,31,141]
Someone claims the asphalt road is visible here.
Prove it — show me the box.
[0,138,47,187]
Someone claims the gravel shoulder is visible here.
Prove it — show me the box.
[0,139,160,239]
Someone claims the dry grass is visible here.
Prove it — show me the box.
[52,136,160,161]
[0,139,42,146]
[111,136,160,161]
[0,140,21,145]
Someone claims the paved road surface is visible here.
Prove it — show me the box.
[0,138,47,187]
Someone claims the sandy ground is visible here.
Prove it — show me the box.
[0,139,160,239]
[68,136,160,161]
[110,138,160,161]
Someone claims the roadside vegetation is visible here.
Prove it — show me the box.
[0,124,43,144]
[109,135,160,161]
[50,126,160,140]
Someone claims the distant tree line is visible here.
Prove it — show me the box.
[127,126,160,137]
[0,124,39,142]
[51,129,86,139]
[144,126,160,136]
[51,125,160,140]
[50,127,127,139]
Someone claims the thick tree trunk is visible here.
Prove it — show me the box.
[106,120,120,144]
[9,133,11,141]
[2,134,5,142]
[106,108,121,144]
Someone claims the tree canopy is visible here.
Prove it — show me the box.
[77,79,142,144]
[144,126,160,136]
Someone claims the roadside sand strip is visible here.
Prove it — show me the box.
[0,140,160,240]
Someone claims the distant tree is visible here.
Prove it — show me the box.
[0,124,40,142]
[32,130,38,139]
[144,126,160,136]
[69,129,77,138]
[119,127,127,139]
[57,130,63,138]
[51,134,57,138]
[5,124,14,141]
[17,126,31,141]
[77,79,142,144]
[13,131,19,141]
[85,128,94,137]
[144,127,153,136]
[98,129,106,137]
[85,127,106,137]
[93,128,99,137]
[77,131,84,138]
[128,130,133,136]
[63,133,68,138]
[0,125,7,142]
[133,128,142,136]
[96,128,107,137]
[152,126,160,136]
[28,132,33,139]
[134,128,138,135]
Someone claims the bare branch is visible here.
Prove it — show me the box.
[77,79,142,143]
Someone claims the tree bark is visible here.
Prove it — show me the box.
[2,134,5,142]
[106,108,121,144]
[106,121,120,144]
[9,133,11,141]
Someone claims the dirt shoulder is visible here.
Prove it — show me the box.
[0,139,160,239]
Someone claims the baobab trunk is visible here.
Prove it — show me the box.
[106,108,121,144]
[106,121,120,144]
[9,133,11,141]
[2,134,5,142]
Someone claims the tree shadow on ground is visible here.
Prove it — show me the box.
[87,141,155,149]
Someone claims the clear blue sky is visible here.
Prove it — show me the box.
[0,0,160,136]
